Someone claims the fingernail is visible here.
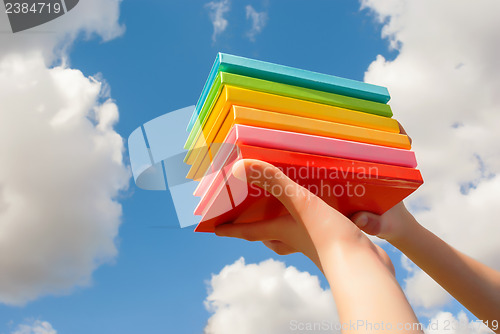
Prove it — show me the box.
[356,215,368,228]
[231,160,247,181]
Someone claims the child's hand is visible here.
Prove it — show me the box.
[349,121,420,244]
[214,159,395,275]
[350,202,419,245]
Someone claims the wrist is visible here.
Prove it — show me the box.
[387,212,422,250]
[378,202,420,244]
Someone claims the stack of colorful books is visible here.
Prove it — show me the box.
[184,53,423,232]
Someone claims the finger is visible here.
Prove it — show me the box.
[214,215,292,242]
[397,121,413,145]
[262,240,297,256]
[231,159,322,219]
[350,211,383,236]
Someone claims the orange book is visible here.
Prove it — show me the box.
[186,105,411,180]
[184,85,401,164]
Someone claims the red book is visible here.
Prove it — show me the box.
[194,145,423,233]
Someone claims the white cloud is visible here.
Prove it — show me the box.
[204,257,339,334]
[404,270,451,312]
[205,0,231,43]
[11,319,57,334]
[245,5,268,42]
[361,0,500,311]
[425,311,492,333]
[0,0,128,306]
[399,254,451,312]
[0,53,129,306]
[0,0,124,64]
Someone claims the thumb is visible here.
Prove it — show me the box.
[231,159,322,221]
[350,211,384,237]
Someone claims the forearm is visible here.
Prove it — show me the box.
[391,216,500,329]
[318,240,423,333]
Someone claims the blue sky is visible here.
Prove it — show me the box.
[2,0,499,333]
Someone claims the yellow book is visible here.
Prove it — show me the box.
[185,85,401,165]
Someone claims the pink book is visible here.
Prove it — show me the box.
[193,124,417,201]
